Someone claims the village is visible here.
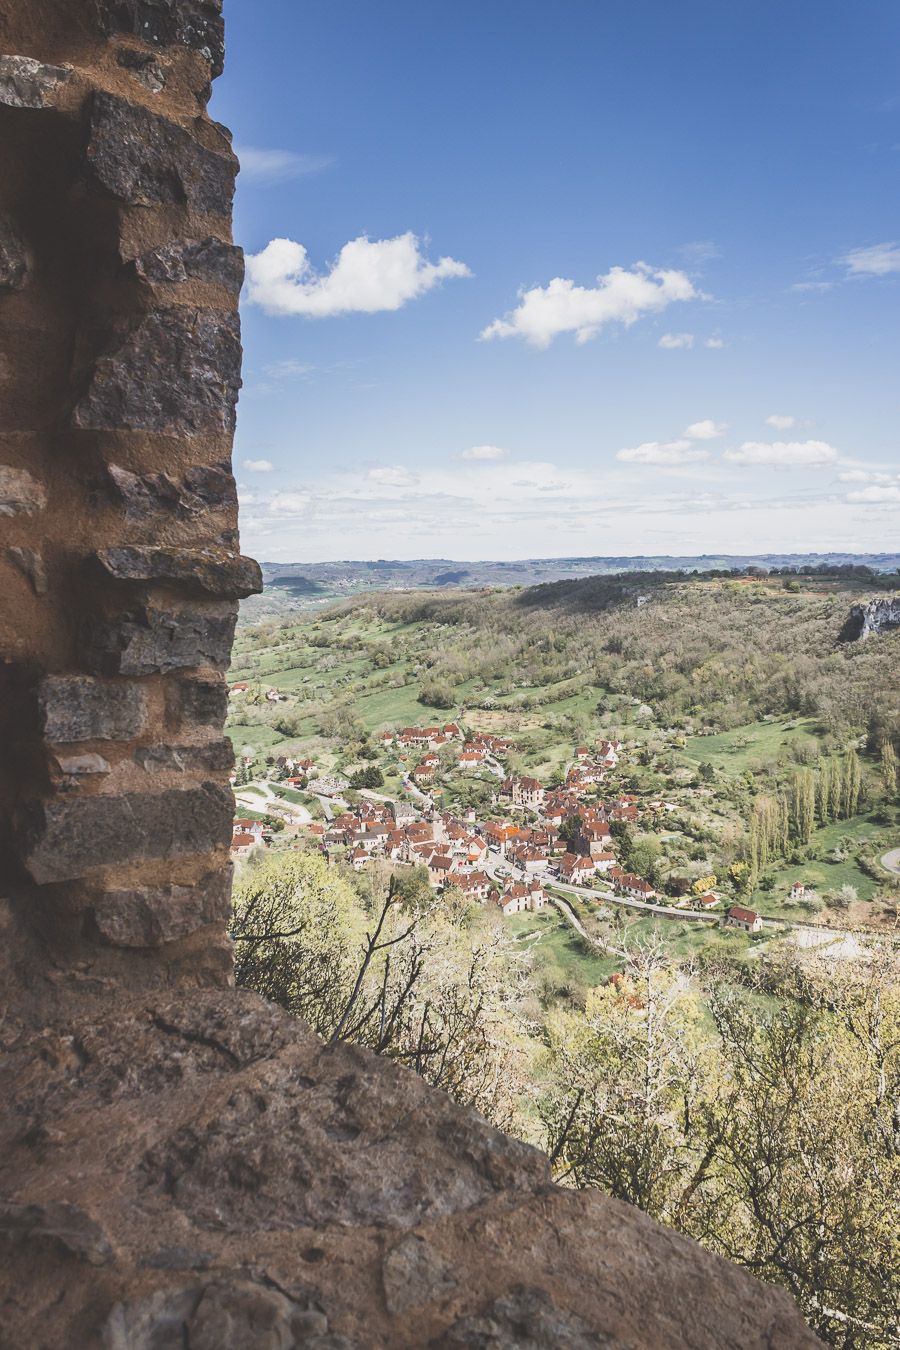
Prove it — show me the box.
[230,716,767,935]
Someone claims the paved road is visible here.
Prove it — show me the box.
[550,892,629,959]
[881,848,900,876]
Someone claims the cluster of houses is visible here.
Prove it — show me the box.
[230,728,769,934]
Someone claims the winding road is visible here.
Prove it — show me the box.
[881,848,900,877]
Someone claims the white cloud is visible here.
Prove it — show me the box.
[462,445,508,461]
[840,242,900,277]
[723,440,839,468]
[658,332,694,349]
[704,336,725,348]
[684,419,727,440]
[268,491,311,515]
[791,280,833,293]
[837,468,898,485]
[846,484,900,504]
[242,458,274,473]
[237,147,332,184]
[245,233,471,318]
[480,262,698,348]
[367,465,419,487]
[765,414,797,430]
[617,439,710,466]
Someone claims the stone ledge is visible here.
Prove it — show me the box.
[0,989,824,1348]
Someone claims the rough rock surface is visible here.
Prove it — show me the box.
[82,603,237,675]
[98,0,227,78]
[108,460,238,520]
[0,464,46,515]
[132,236,244,291]
[0,990,824,1349]
[86,90,236,213]
[74,309,242,436]
[39,675,149,743]
[0,214,30,289]
[0,54,71,108]
[94,545,262,599]
[846,595,900,640]
[20,782,233,883]
[91,871,232,946]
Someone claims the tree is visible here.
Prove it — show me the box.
[418,679,456,710]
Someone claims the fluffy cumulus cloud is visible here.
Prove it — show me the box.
[617,439,710,466]
[723,440,839,468]
[765,414,797,430]
[245,233,471,318]
[480,263,698,348]
[236,147,333,183]
[242,458,274,473]
[268,491,311,516]
[658,332,694,349]
[840,242,900,277]
[462,444,508,460]
[684,419,727,440]
[367,465,419,487]
[846,484,900,504]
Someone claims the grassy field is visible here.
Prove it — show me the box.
[680,718,821,776]
[506,911,619,987]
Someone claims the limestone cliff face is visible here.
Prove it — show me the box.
[0,3,822,1345]
[846,596,900,640]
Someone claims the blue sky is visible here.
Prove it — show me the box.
[212,0,900,562]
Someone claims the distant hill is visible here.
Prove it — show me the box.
[240,553,900,618]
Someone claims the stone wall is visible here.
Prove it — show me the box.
[0,0,260,993]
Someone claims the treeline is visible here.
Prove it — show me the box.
[747,751,863,879]
[350,577,899,743]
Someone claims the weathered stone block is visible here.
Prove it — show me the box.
[94,546,261,599]
[52,752,112,778]
[134,739,233,773]
[0,215,30,290]
[0,55,71,109]
[108,461,237,519]
[91,868,232,946]
[132,237,243,292]
[86,91,236,214]
[20,782,233,883]
[167,676,228,728]
[6,546,47,594]
[99,0,226,78]
[83,604,236,675]
[73,309,241,437]
[40,675,149,743]
[0,465,45,516]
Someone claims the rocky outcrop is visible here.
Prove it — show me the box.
[0,988,824,1348]
[845,596,900,640]
[0,1,822,1344]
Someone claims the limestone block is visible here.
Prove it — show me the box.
[83,604,237,675]
[167,676,228,728]
[134,739,234,773]
[0,465,45,516]
[52,753,112,777]
[91,869,232,946]
[6,546,47,594]
[108,461,237,520]
[40,675,149,743]
[132,236,244,292]
[86,91,236,213]
[98,0,226,78]
[0,216,30,290]
[73,309,242,437]
[0,55,71,109]
[94,546,262,599]
[102,1280,330,1350]
[20,782,233,883]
